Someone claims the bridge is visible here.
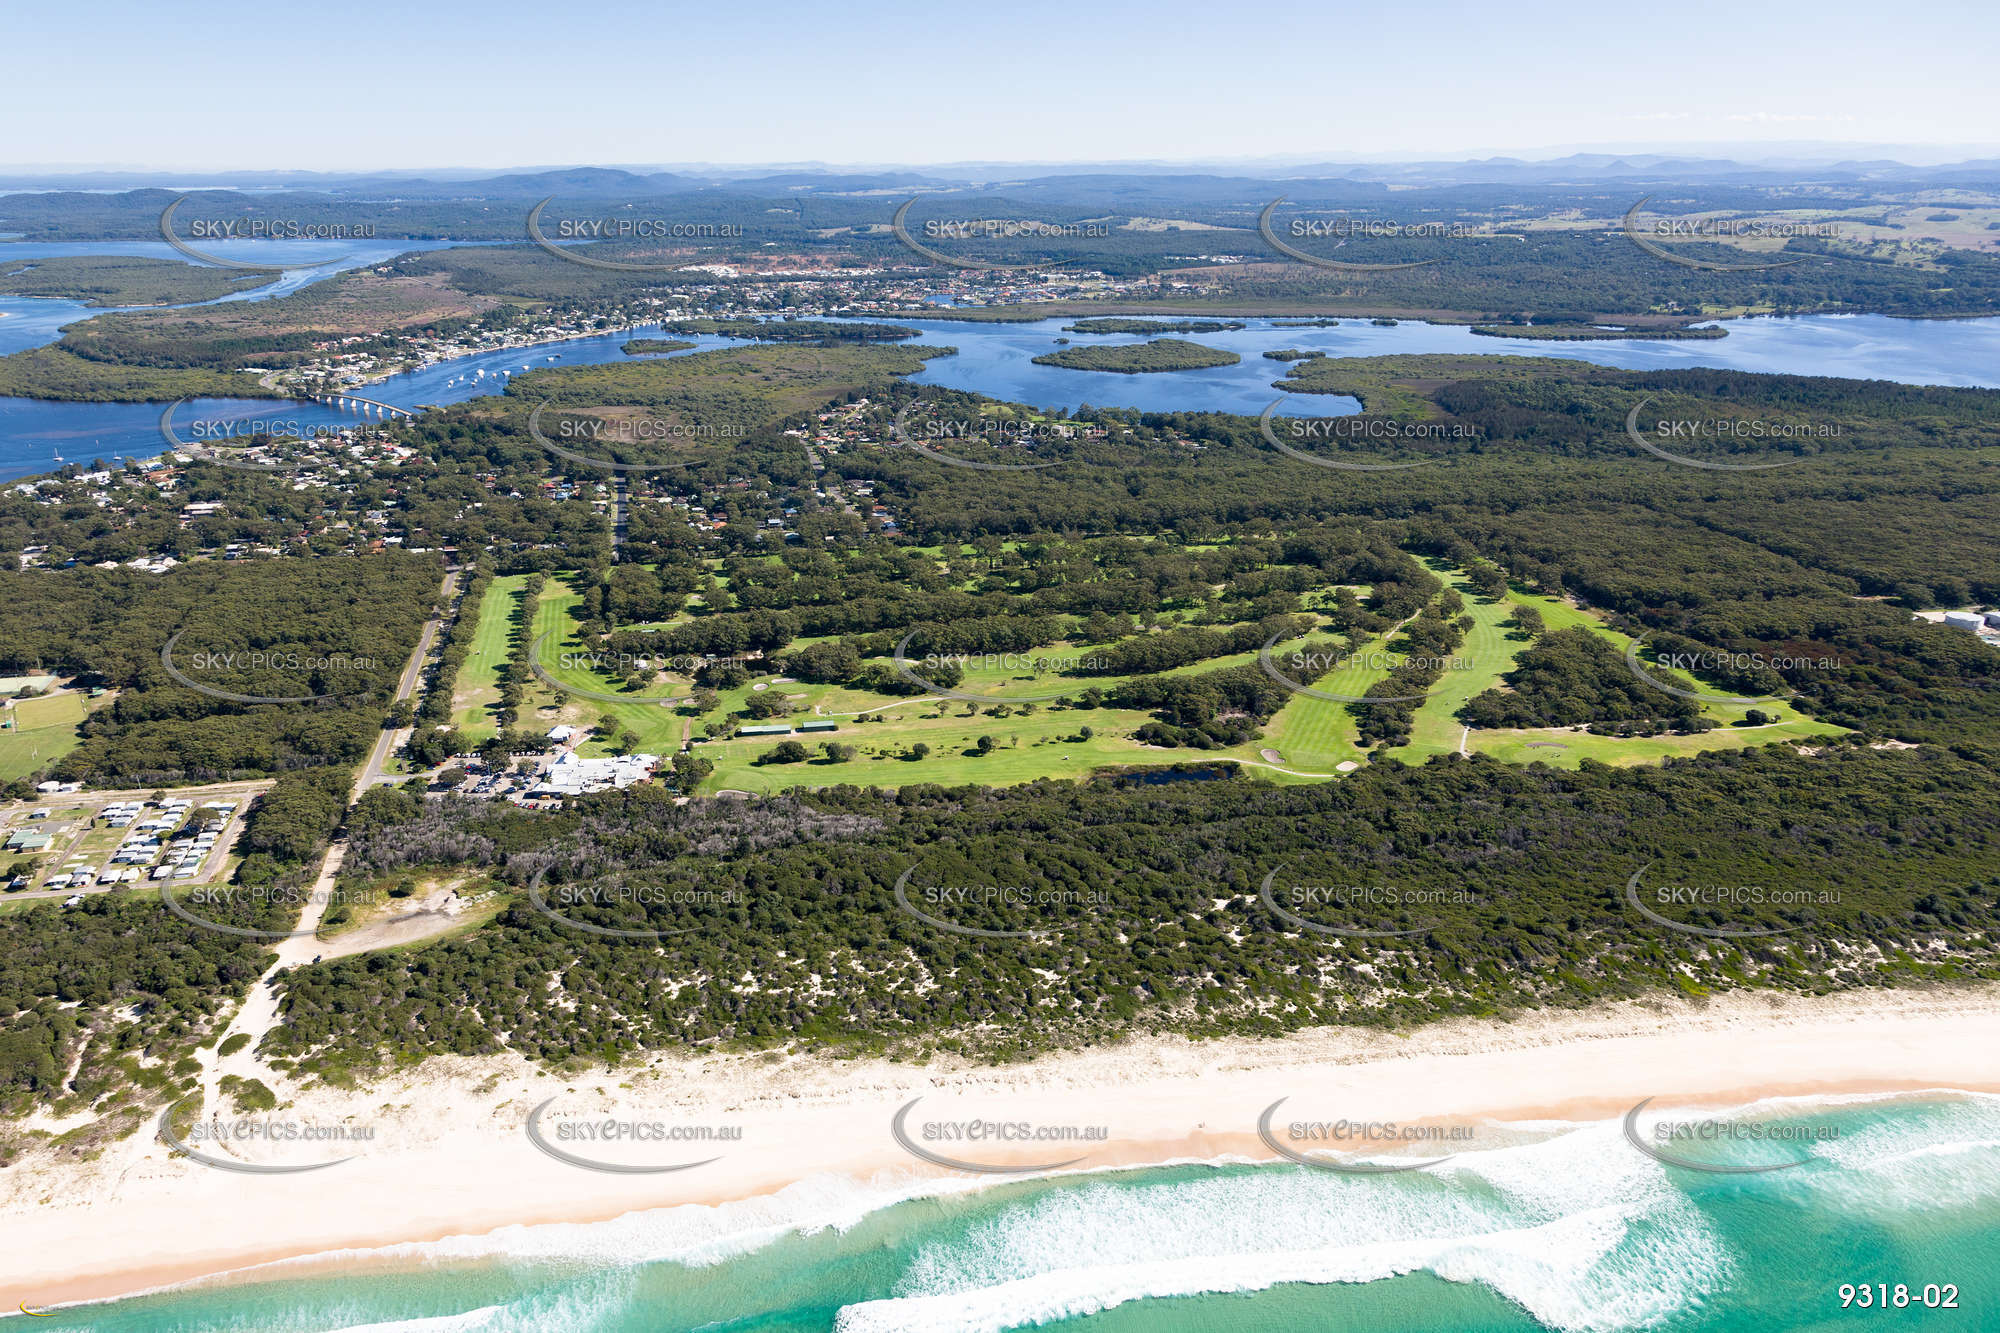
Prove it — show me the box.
[308,392,417,421]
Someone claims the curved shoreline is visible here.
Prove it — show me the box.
[6,983,1999,1314]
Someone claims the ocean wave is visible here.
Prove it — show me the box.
[861,1120,1723,1333]
[321,1267,638,1332]
[327,1305,512,1332]
[256,1168,1014,1281]
[140,1089,1992,1327]
[1809,1094,2000,1213]
[836,1204,1708,1333]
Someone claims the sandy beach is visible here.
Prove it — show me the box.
[6,984,1999,1313]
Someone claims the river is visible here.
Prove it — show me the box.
[3,297,1997,481]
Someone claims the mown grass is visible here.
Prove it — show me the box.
[0,692,90,782]
[1382,559,1849,766]
[450,575,533,741]
[513,557,1847,794]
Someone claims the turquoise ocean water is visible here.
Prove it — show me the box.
[34,1093,2000,1332]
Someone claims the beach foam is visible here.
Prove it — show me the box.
[844,1120,1724,1333]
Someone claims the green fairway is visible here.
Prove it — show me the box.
[521,573,1350,791]
[451,575,533,741]
[1380,561,1530,764]
[1380,560,1849,766]
[1235,633,1387,774]
[694,705,1173,793]
[508,554,1852,798]
[527,580,692,751]
[1469,716,1848,767]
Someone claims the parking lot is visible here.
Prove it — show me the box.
[0,780,272,904]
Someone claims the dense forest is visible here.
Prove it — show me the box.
[1031,339,1242,373]
[0,270,1995,1128]
[255,742,2000,1078]
[1459,626,1707,731]
[0,555,439,786]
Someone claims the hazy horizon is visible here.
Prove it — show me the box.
[6,140,2000,183]
[8,0,1994,172]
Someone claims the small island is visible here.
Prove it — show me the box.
[1469,323,1728,341]
[662,317,918,342]
[1270,317,1342,328]
[0,254,268,307]
[1032,338,1242,374]
[621,338,697,355]
[1263,348,1326,362]
[1063,317,1247,334]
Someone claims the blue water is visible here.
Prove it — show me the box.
[882,312,2000,415]
[0,239,476,332]
[0,238,485,475]
[3,304,1998,481]
[35,1094,2000,1331]
[0,313,731,477]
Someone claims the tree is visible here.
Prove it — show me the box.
[742,691,791,720]
[821,742,855,763]
[758,740,809,765]
[667,751,713,793]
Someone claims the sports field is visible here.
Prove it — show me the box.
[0,692,89,783]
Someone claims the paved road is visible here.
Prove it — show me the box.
[801,435,862,517]
[192,564,462,1116]
[357,566,462,794]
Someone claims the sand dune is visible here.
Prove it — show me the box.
[6,984,1999,1312]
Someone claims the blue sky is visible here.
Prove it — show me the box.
[7,0,1997,170]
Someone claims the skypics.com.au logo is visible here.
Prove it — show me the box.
[891,864,1111,941]
[1621,195,1842,272]
[890,1097,1110,1174]
[891,198,1105,272]
[1257,1098,1473,1173]
[524,1095,741,1174]
[1258,865,1477,939]
[158,196,354,273]
[890,403,1065,473]
[527,400,741,473]
[1621,863,1840,941]
[1257,198,1497,272]
[1257,399,1465,473]
[1257,632,1479,707]
[161,631,381,705]
[525,867,742,942]
[159,400,318,472]
[526,198,742,272]
[1624,397,1838,471]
